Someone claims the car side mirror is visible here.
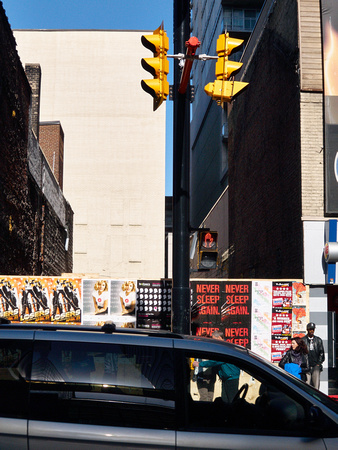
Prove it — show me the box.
[308,405,325,429]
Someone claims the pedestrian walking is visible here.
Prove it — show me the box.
[302,322,325,390]
[278,336,309,381]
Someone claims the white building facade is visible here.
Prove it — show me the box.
[14,30,166,279]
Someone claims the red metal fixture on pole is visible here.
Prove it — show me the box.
[178,36,201,94]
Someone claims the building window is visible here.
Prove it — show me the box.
[221,122,229,175]
[223,8,260,33]
[245,10,258,30]
[233,9,244,30]
[223,9,233,30]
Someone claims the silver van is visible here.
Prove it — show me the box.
[0,322,337,449]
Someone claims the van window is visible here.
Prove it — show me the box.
[29,340,175,429]
[0,339,32,419]
[185,353,314,436]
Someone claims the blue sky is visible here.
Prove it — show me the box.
[3,0,174,195]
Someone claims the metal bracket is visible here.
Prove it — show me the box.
[169,85,195,102]
[167,53,218,61]
[169,85,175,101]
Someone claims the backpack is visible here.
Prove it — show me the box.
[284,362,301,379]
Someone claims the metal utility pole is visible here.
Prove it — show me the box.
[172,0,191,334]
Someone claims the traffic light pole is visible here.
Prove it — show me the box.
[172,0,191,334]
[140,17,248,333]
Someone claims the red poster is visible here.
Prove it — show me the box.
[191,280,223,337]
[271,338,291,362]
[271,282,292,361]
[191,281,251,347]
[221,282,251,348]
[271,311,292,336]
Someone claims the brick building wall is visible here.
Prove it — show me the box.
[228,0,303,278]
[0,1,73,275]
[24,63,41,140]
[39,122,64,190]
[40,197,73,276]
[27,128,73,276]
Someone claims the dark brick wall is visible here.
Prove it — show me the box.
[228,0,303,279]
[0,2,35,274]
[0,1,73,275]
[39,195,73,276]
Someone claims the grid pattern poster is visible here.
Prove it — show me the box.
[136,279,172,330]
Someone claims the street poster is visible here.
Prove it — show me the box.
[291,281,308,335]
[271,282,292,361]
[82,279,136,327]
[191,280,223,337]
[136,279,172,330]
[251,280,272,360]
[0,276,81,324]
[0,275,308,363]
[222,281,251,348]
[190,280,251,348]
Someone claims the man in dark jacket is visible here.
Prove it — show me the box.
[302,322,325,389]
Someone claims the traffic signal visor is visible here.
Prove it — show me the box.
[216,33,244,57]
[204,79,249,103]
[141,23,169,111]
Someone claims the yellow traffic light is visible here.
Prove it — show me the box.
[204,32,248,105]
[215,33,244,79]
[141,22,169,111]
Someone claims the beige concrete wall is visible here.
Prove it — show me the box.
[15,30,166,279]
[300,92,324,218]
[298,0,323,92]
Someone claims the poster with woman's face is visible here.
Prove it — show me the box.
[110,280,137,328]
[82,279,110,325]
[82,279,136,328]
